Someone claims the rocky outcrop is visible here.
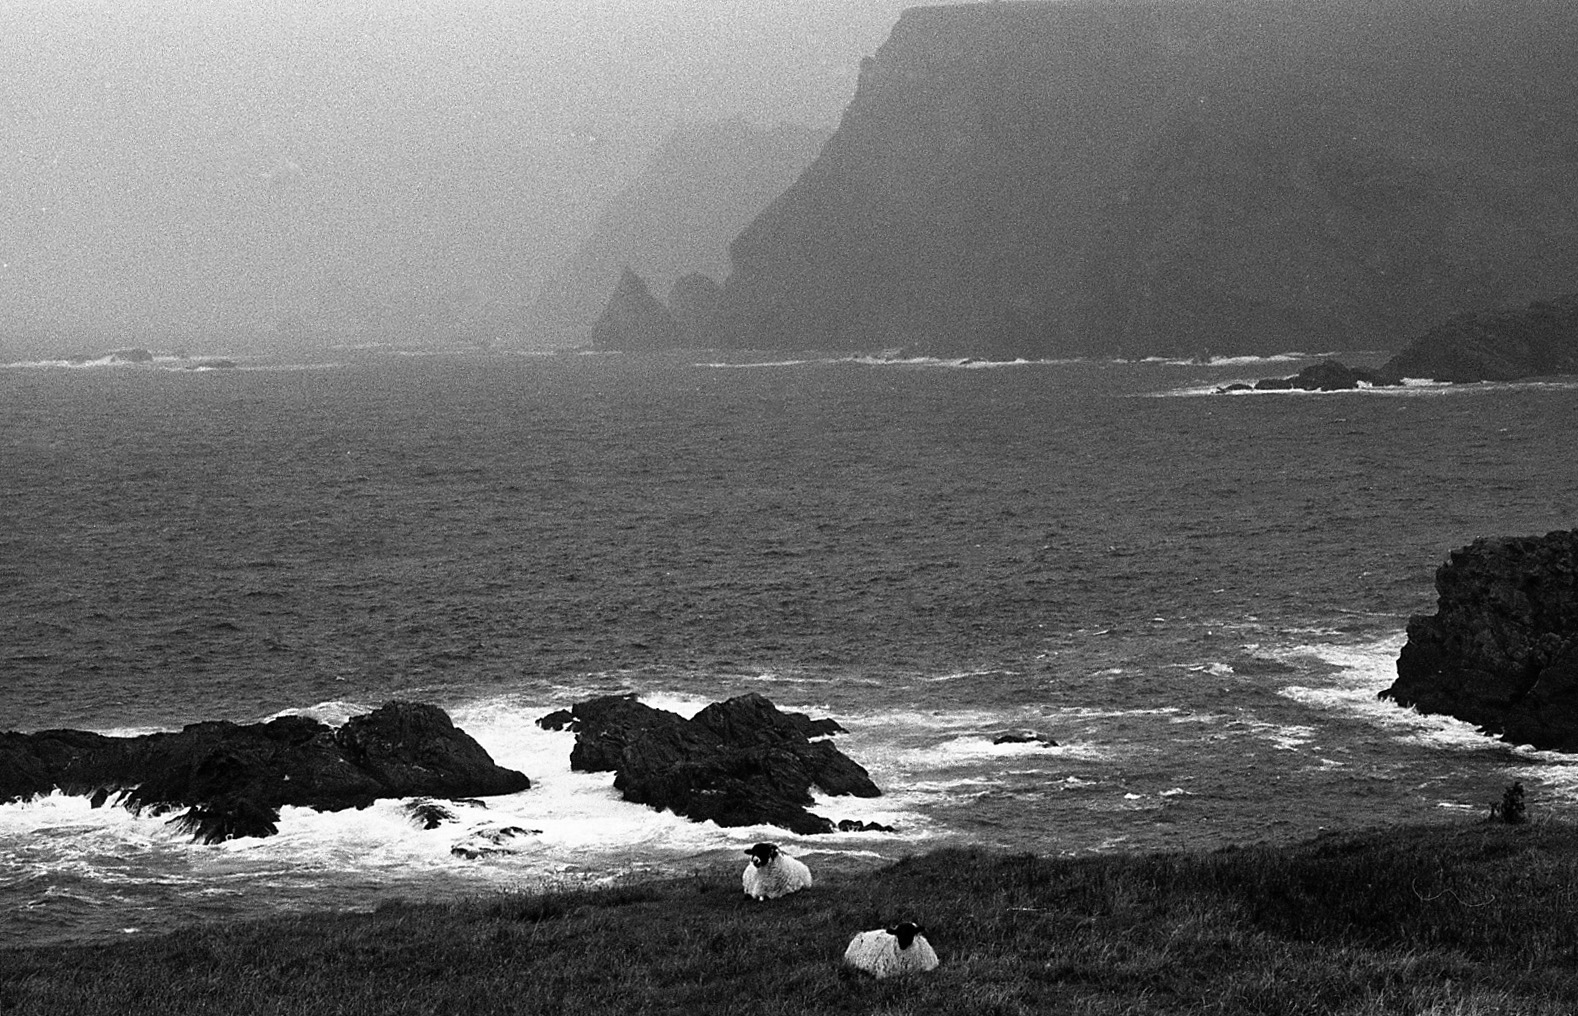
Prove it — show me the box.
[589,268,682,351]
[537,692,880,834]
[1380,532,1578,750]
[529,121,830,347]
[717,0,1578,358]
[1219,359,1404,393]
[0,702,530,843]
[1378,294,1578,382]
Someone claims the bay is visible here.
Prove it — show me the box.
[3,348,1576,945]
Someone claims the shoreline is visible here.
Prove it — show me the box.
[5,816,1577,1014]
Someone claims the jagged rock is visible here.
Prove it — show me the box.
[1380,531,1578,750]
[1231,359,1403,392]
[837,818,897,833]
[527,121,830,346]
[1379,294,1578,382]
[539,692,879,834]
[669,273,723,347]
[992,731,1058,747]
[0,702,530,843]
[717,1,1578,358]
[405,799,459,830]
[450,825,542,859]
[589,268,682,351]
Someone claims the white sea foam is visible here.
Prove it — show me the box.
[1277,638,1578,765]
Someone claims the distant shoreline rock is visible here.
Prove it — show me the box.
[538,692,881,834]
[590,268,684,351]
[0,702,530,843]
[1222,292,1578,390]
[1380,293,1578,383]
[1381,531,1578,750]
[1217,359,1403,393]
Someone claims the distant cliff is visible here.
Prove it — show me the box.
[717,0,1578,357]
[1380,294,1578,382]
[529,121,830,347]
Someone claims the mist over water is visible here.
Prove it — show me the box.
[3,351,1577,944]
[0,0,929,357]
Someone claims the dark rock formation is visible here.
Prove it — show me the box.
[717,0,1578,358]
[991,731,1059,747]
[0,702,530,843]
[528,121,830,347]
[1379,294,1578,382]
[537,692,879,834]
[450,825,542,859]
[1380,532,1578,750]
[589,268,682,351]
[669,273,724,348]
[1220,359,1404,393]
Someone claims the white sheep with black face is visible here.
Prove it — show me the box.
[741,842,812,900]
[842,922,939,979]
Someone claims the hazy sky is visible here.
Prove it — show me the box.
[1,0,929,353]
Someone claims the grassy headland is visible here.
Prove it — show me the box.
[5,820,1578,1015]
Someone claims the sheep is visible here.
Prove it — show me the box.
[741,841,812,900]
[842,922,939,979]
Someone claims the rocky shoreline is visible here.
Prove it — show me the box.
[1223,293,1578,390]
[1382,530,1578,750]
[2,693,888,844]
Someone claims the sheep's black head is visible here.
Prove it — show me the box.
[886,922,923,949]
[746,842,781,867]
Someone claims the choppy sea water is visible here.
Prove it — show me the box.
[3,346,1577,946]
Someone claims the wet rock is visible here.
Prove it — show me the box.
[991,731,1058,746]
[1227,359,1403,393]
[0,702,530,843]
[837,818,897,833]
[450,825,542,859]
[405,799,459,830]
[1381,531,1578,750]
[539,692,879,834]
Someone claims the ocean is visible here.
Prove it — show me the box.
[4,346,1577,947]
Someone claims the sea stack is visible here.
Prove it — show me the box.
[1381,532,1578,750]
[590,268,683,351]
[716,0,1578,358]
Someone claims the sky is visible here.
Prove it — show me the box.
[0,0,930,355]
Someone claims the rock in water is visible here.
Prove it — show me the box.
[538,692,880,834]
[0,702,531,843]
[589,268,682,351]
[1381,532,1578,749]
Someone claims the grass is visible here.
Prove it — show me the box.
[6,820,1578,1014]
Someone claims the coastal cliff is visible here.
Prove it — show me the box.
[717,0,1578,357]
[1380,293,1578,382]
[1382,532,1578,750]
[529,121,829,347]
